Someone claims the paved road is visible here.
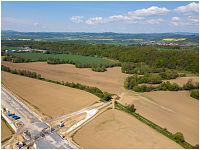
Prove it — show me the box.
[1,86,74,149]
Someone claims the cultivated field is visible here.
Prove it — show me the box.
[73,109,181,149]
[120,91,199,145]
[1,119,12,142]
[2,61,198,145]
[1,71,99,118]
[12,53,115,65]
[2,61,130,94]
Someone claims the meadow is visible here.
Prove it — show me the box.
[11,52,115,65]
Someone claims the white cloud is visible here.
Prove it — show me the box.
[108,15,143,23]
[175,2,199,13]
[187,15,199,25]
[145,18,163,25]
[71,5,170,25]
[85,17,104,25]
[33,22,39,26]
[129,6,170,16]
[70,16,84,23]
[170,17,182,26]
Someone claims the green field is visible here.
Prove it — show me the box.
[11,52,115,65]
[2,46,21,51]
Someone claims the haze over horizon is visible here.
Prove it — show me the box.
[2,1,199,33]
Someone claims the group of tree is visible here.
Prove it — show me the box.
[1,65,112,101]
[124,72,199,97]
[124,70,181,89]
[1,65,41,79]
[121,62,165,75]
[3,55,32,63]
[190,89,199,100]
[2,40,198,73]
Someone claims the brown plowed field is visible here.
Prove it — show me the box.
[2,61,198,145]
[73,109,181,149]
[1,119,12,142]
[1,71,99,118]
[2,61,130,94]
[120,91,199,145]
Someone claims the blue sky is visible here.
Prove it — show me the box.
[1,1,199,33]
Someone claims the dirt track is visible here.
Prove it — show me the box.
[73,109,181,149]
[1,71,99,118]
[1,119,12,142]
[120,90,199,145]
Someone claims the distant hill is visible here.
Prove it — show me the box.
[1,30,199,44]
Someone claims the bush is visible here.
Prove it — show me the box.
[124,74,162,91]
[159,70,179,80]
[101,92,112,101]
[190,89,199,100]
[92,65,107,72]
[183,79,199,90]
[158,81,180,91]
[173,132,185,142]
[133,85,155,92]
[126,104,136,112]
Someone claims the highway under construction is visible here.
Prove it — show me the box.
[1,85,113,149]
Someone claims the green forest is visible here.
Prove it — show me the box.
[2,40,199,74]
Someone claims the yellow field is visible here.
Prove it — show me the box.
[162,38,186,41]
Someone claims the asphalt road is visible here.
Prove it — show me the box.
[1,86,73,149]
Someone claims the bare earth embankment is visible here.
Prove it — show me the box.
[2,61,130,94]
[73,109,181,149]
[1,71,99,118]
[1,119,12,142]
[120,91,199,145]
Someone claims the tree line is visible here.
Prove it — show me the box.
[115,102,195,149]
[1,65,112,101]
[2,40,199,73]
[124,70,199,99]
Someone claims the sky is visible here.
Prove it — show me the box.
[1,1,199,33]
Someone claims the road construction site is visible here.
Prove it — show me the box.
[1,85,111,149]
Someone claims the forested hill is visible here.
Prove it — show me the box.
[1,30,199,43]
[2,40,199,73]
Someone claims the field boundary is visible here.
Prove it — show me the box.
[115,102,194,149]
[1,66,113,102]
